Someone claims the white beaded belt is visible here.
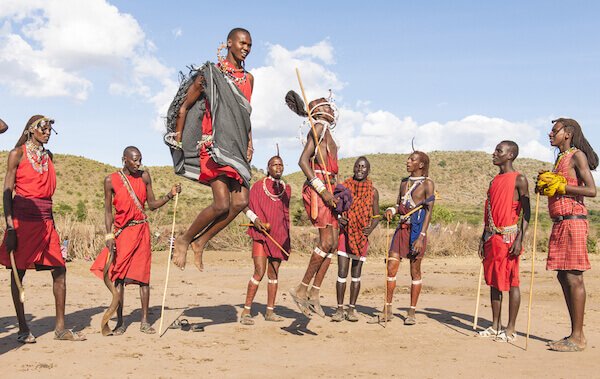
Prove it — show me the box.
[196,134,213,150]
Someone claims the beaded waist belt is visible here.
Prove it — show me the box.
[197,134,213,150]
[486,224,518,235]
[114,219,148,238]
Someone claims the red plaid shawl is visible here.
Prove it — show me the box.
[343,178,374,256]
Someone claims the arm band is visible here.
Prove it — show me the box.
[386,206,397,216]
[310,177,326,194]
[245,209,258,223]
[105,233,115,241]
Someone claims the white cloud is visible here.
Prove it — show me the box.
[0,0,175,128]
[172,27,182,38]
[250,41,556,171]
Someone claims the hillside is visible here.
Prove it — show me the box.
[1,150,599,226]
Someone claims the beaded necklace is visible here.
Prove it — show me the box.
[553,146,577,171]
[216,45,247,85]
[262,176,286,201]
[25,140,49,174]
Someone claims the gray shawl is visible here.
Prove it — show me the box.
[165,62,252,187]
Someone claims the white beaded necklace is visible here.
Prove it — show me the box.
[262,176,285,201]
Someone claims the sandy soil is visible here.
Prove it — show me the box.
[0,251,598,378]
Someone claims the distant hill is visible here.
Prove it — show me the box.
[1,150,599,226]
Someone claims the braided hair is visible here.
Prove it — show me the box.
[15,115,44,148]
[553,118,598,170]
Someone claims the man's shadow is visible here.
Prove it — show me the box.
[418,307,551,344]
[0,306,104,355]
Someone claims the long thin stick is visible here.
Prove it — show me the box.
[526,192,540,350]
[9,251,24,303]
[158,193,179,336]
[295,68,333,194]
[384,220,390,328]
[241,223,290,258]
[473,263,484,330]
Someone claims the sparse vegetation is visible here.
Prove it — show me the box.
[0,150,597,259]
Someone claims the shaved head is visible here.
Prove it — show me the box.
[123,146,141,158]
[227,27,250,41]
[500,140,519,160]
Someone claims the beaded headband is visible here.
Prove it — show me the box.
[25,117,57,135]
[308,90,339,128]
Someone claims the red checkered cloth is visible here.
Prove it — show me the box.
[547,149,590,271]
[342,178,374,256]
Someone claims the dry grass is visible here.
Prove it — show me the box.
[0,150,598,259]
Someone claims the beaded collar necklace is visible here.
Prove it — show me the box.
[217,44,247,85]
[554,147,577,170]
[263,176,285,201]
[25,140,49,174]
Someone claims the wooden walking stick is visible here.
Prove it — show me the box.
[9,251,25,303]
[295,68,333,195]
[240,223,290,258]
[526,192,540,350]
[473,263,484,330]
[383,219,390,328]
[158,193,179,336]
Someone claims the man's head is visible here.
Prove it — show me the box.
[16,115,54,147]
[308,97,336,125]
[267,155,284,180]
[406,151,430,176]
[550,118,598,170]
[353,156,370,181]
[492,140,519,166]
[122,146,142,174]
[227,28,252,63]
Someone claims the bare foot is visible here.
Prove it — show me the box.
[172,237,189,270]
[191,240,205,271]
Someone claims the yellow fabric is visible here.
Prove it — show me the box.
[536,172,567,197]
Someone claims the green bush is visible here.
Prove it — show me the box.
[431,205,455,224]
[76,200,87,221]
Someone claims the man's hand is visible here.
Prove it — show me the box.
[106,237,115,252]
[5,229,16,253]
[412,236,425,256]
[253,218,270,233]
[246,146,254,162]
[170,183,182,198]
[508,237,522,257]
[320,189,337,208]
[338,215,348,228]
[478,238,485,260]
[363,224,375,237]
[385,209,395,222]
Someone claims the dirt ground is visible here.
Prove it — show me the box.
[0,251,598,378]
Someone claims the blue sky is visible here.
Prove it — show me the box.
[1,1,599,177]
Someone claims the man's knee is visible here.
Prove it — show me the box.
[212,199,230,216]
[319,238,334,253]
[337,263,349,278]
[565,271,584,286]
[232,197,249,213]
[254,266,266,280]
[52,267,66,281]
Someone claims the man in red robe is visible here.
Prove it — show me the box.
[332,157,379,322]
[537,118,597,352]
[289,97,339,317]
[169,28,255,272]
[0,115,85,343]
[477,141,530,343]
[91,146,181,335]
[239,155,291,325]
